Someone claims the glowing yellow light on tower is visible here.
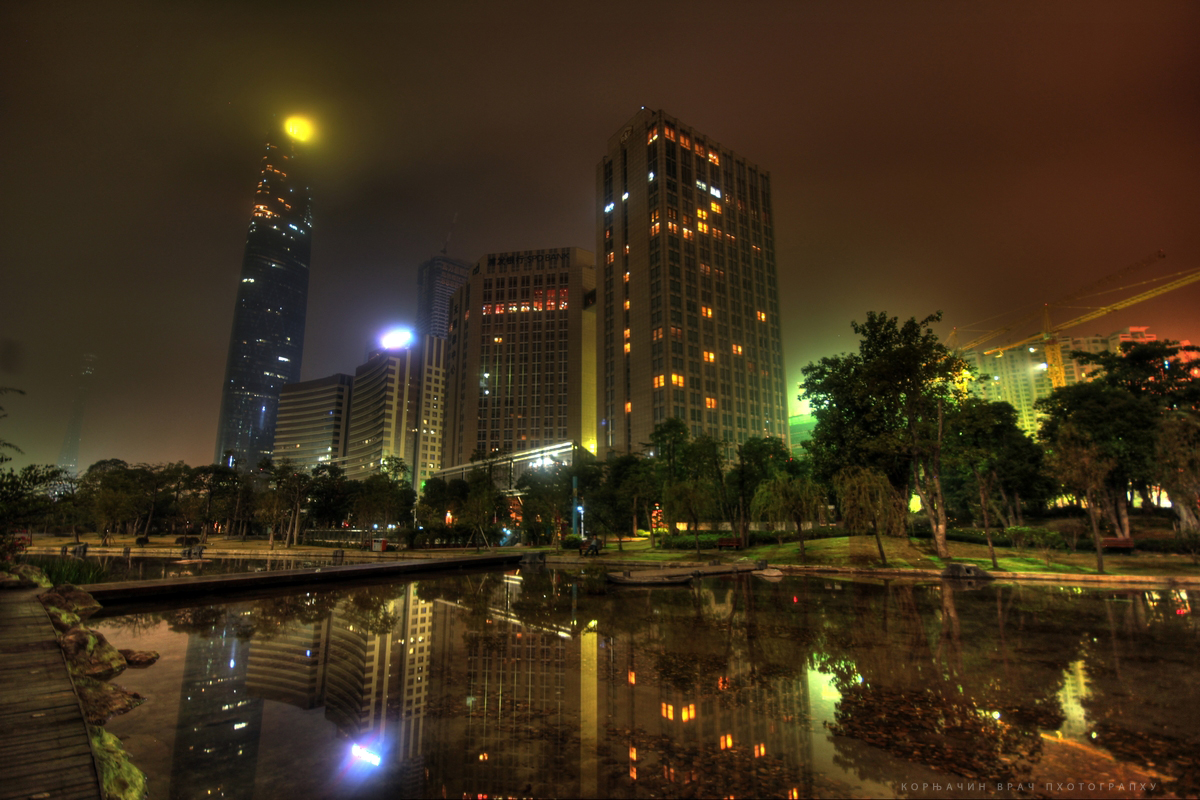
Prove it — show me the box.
[284,116,313,141]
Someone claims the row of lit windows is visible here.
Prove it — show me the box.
[481,298,567,314]
[647,125,722,165]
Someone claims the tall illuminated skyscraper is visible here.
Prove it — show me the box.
[214,118,314,468]
[597,110,788,457]
[416,254,473,340]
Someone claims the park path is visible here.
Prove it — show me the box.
[0,587,101,800]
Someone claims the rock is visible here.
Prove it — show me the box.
[60,625,127,680]
[118,649,160,668]
[40,584,102,619]
[89,725,147,800]
[75,676,146,725]
[1,563,53,589]
[45,604,81,632]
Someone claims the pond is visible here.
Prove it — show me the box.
[92,571,1197,799]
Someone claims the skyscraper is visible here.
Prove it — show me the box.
[271,373,352,473]
[597,110,789,458]
[214,119,314,468]
[415,255,473,339]
[342,344,423,480]
[442,247,597,466]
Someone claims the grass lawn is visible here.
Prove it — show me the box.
[24,527,1200,579]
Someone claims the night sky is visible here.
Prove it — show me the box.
[4,1,1199,471]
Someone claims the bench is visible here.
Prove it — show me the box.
[1101,537,1136,551]
[716,537,741,551]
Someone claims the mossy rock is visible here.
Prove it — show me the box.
[0,563,53,589]
[90,725,147,800]
[118,649,160,668]
[40,584,102,618]
[45,604,82,633]
[60,625,127,680]
[75,675,146,726]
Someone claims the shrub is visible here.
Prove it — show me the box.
[134,536,149,546]
[562,535,583,550]
[19,556,108,585]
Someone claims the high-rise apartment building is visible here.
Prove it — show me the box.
[416,255,473,340]
[597,110,789,458]
[215,121,313,468]
[272,373,352,473]
[412,335,449,489]
[967,326,1162,435]
[442,248,597,467]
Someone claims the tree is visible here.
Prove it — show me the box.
[308,464,355,529]
[801,312,966,558]
[726,436,791,547]
[647,418,690,539]
[1037,381,1157,538]
[0,387,24,465]
[945,400,1034,569]
[751,472,826,555]
[1044,423,1113,573]
[832,466,904,565]
[0,465,64,556]
[1155,411,1200,535]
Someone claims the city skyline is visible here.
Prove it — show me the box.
[3,2,1199,470]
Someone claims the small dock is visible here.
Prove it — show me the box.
[84,551,527,606]
[0,588,101,800]
[608,562,763,583]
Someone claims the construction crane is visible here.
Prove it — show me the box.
[981,264,1200,387]
[948,250,1166,352]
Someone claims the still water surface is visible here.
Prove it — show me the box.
[94,571,1197,799]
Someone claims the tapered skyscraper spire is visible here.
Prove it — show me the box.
[214,118,314,468]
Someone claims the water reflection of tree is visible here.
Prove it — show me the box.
[819,582,1098,786]
[1080,590,1200,797]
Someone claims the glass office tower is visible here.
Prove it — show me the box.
[215,121,313,468]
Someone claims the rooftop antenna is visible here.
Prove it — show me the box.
[440,211,458,256]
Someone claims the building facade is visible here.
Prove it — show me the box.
[967,326,1165,435]
[214,122,313,468]
[272,373,352,473]
[416,255,473,340]
[413,335,449,490]
[596,110,789,458]
[342,346,423,480]
[442,248,597,467]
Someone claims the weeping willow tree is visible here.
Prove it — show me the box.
[832,466,907,566]
[750,474,826,556]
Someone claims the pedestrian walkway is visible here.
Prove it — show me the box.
[0,588,101,800]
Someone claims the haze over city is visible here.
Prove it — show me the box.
[3,1,1199,470]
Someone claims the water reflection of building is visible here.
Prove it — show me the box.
[246,618,330,709]
[1057,659,1091,740]
[170,609,263,800]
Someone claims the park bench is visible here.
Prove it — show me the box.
[716,537,741,551]
[1101,537,1136,551]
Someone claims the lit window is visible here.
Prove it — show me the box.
[683,228,693,240]
[697,222,709,234]
[624,328,631,339]
[719,734,733,750]
[667,221,679,234]
[624,271,630,282]
[671,373,685,387]
[732,344,743,355]
[696,208,708,220]
[754,743,766,757]
[653,327,663,340]
[708,150,720,165]
[624,342,631,353]
[629,746,637,760]
[653,375,665,388]
[650,222,660,236]
[664,125,676,141]
[710,186,722,198]
[650,209,660,221]
[711,201,722,213]
[679,133,690,148]
[706,397,717,408]
[701,306,713,318]
[661,702,674,720]
[624,299,630,310]
[757,310,767,322]
[625,401,632,413]
[628,670,636,684]
[704,351,715,362]
[647,126,658,144]
[607,252,615,264]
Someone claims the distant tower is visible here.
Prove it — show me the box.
[214,117,314,468]
[415,255,473,340]
[56,353,96,475]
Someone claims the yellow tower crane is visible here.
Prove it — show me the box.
[981,261,1200,387]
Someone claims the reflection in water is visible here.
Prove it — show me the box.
[97,576,1198,799]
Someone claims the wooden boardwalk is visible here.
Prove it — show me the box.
[0,588,101,800]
